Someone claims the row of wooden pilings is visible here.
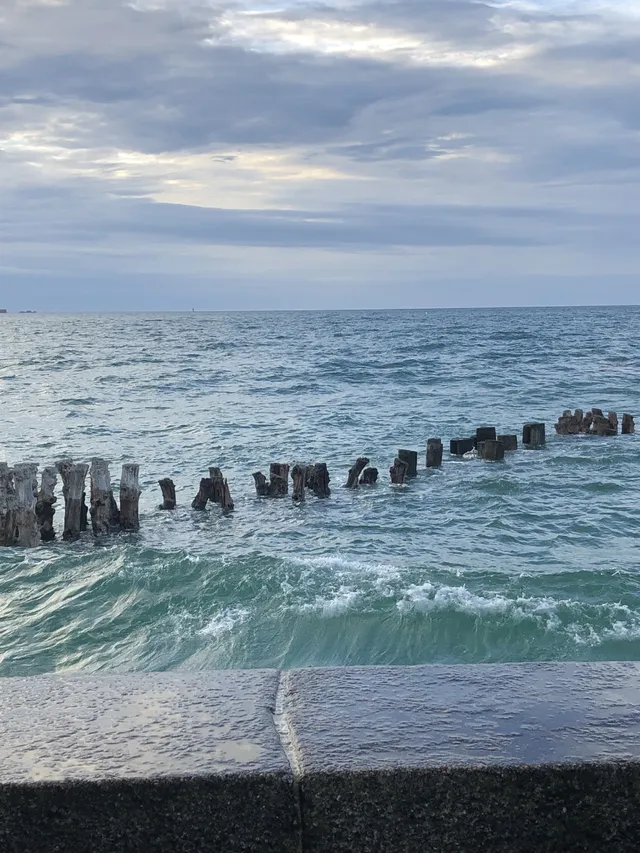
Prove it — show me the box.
[0,413,634,548]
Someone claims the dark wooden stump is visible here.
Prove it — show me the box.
[622,414,635,435]
[450,438,474,456]
[269,463,289,496]
[192,477,213,510]
[397,449,417,478]
[13,463,39,548]
[0,463,17,547]
[309,463,331,497]
[476,427,496,444]
[253,471,270,497]
[498,435,518,451]
[120,463,141,532]
[291,465,306,502]
[346,457,369,489]
[220,478,234,512]
[480,439,505,461]
[359,467,379,485]
[36,466,57,542]
[389,457,408,485]
[426,438,443,468]
[90,458,120,536]
[158,478,176,510]
[56,459,89,541]
[523,423,546,447]
[607,412,619,435]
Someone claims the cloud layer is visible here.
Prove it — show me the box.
[1,0,639,309]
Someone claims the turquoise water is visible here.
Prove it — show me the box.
[1,307,639,676]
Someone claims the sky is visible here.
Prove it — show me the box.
[1,0,639,310]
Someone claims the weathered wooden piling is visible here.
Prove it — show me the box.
[253,471,270,497]
[346,458,369,489]
[253,464,290,497]
[0,463,17,546]
[523,423,546,447]
[209,468,234,511]
[36,467,57,542]
[291,465,306,502]
[450,438,474,456]
[389,458,408,485]
[497,434,518,451]
[56,460,89,541]
[307,463,331,497]
[622,414,635,435]
[359,467,379,485]
[479,439,505,462]
[426,438,443,468]
[13,463,39,548]
[192,478,212,510]
[476,427,496,444]
[158,478,176,510]
[397,449,418,478]
[89,458,120,536]
[120,463,141,532]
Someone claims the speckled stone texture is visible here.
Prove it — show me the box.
[283,662,640,852]
[0,670,298,852]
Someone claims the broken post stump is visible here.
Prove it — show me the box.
[90,458,120,536]
[397,449,418,478]
[291,465,306,502]
[36,466,58,542]
[476,427,497,445]
[13,463,39,548]
[479,439,505,462]
[450,438,474,456]
[622,414,635,435]
[120,463,141,532]
[269,463,289,496]
[426,438,443,468]
[346,457,369,489]
[389,457,408,485]
[252,471,270,497]
[359,467,379,485]
[498,435,518,451]
[158,478,176,510]
[192,478,213,510]
[523,423,546,447]
[56,460,88,541]
[308,463,331,497]
[0,463,17,547]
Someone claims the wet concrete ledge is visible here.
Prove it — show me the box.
[2,663,640,852]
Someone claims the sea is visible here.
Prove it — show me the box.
[1,306,639,677]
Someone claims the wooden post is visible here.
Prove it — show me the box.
[497,435,518,451]
[0,463,17,547]
[426,438,443,468]
[523,423,546,447]
[90,458,120,535]
[607,412,619,435]
[389,457,408,485]
[56,460,88,541]
[359,467,379,485]
[450,438,474,456]
[291,465,306,502]
[13,463,39,548]
[397,449,417,478]
[476,427,496,444]
[158,478,176,510]
[479,439,505,461]
[253,471,270,497]
[622,414,635,435]
[36,466,57,542]
[192,478,213,510]
[120,463,141,532]
[308,463,331,497]
[269,463,289,496]
[220,479,234,511]
[346,457,369,489]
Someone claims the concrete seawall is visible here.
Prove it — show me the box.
[2,662,640,851]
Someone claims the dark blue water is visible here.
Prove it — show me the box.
[1,307,639,676]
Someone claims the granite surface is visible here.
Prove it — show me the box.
[4,663,640,852]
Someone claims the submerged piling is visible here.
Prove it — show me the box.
[622,414,635,435]
[450,438,474,456]
[90,458,120,536]
[36,466,57,542]
[523,423,546,448]
[346,458,369,489]
[426,439,443,468]
[56,460,88,541]
[479,439,505,462]
[13,463,39,548]
[389,458,408,485]
[307,463,331,497]
[120,463,141,532]
[397,450,417,478]
[291,465,306,502]
[359,467,379,485]
[0,463,17,546]
[498,435,518,451]
[158,478,176,510]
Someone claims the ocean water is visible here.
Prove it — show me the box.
[1,306,639,677]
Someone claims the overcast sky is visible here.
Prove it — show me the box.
[1,0,639,310]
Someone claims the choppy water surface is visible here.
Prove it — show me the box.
[1,307,640,676]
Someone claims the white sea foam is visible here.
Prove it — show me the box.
[199,607,250,638]
[301,585,361,617]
